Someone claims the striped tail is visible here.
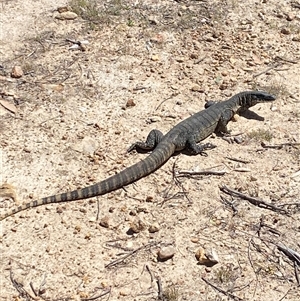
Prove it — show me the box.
[0,141,175,220]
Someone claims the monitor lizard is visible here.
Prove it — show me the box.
[0,90,275,220]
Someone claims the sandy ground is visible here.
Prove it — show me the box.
[0,0,300,300]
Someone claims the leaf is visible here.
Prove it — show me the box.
[0,99,17,114]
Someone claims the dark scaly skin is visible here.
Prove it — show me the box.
[0,91,275,220]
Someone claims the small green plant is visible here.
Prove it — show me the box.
[163,285,179,301]
[70,0,100,22]
[215,265,236,284]
[247,129,273,142]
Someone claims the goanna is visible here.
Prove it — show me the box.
[0,91,275,220]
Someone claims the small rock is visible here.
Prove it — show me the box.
[99,216,109,228]
[281,28,290,35]
[11,66,23,78]
[129,219,146,233]
[148,223,160,233]
[191,85,204,92]
[292,36,300,42]
[195,247,219,266]
[221,71,228,76]
[151,55,160,61]
[148,15,159,25]
[157,246,175,261]
[234,136,244,144]
[175,57,185,63]
[190,53,198,59]
[55,11,78,20]
[206,37,214,42]
[286,13,295,21]
[126,99,135,107]
[149,116,161,123]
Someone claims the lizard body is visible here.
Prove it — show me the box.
[0,91,275,220]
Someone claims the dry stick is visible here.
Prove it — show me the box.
[201,277,243,301]
[220,186,289,215]
[253,63,281,78]
[10,270,38,301]
[29,282,38,297]
[145,265,154,283]
[177,169,226,176]
[294,261,300,286]
[226,157,250,164]
[248,238,258,299]
[105,242,158,268]
[261,142,300,150]
[157,276,163,300]
[278,288,292,301]
[275,56,299,64]
[81,288,111,301]
[277,244,300,266]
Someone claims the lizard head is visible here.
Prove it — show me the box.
[238,91,276,111]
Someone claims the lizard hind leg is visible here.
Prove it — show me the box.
[127,129,163,152]
[186,139,216,157]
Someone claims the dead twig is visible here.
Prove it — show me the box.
[253,63,281,78]
[10,270,39,300]
[278,288,292,301]
[220,186,289,215]
[177,169,227,176]
[220,195,238,215]
[145,265,154,283]
[277,244,300,266]
[81,288,111,301]
[261,141,300,150]
[157,276,163,300]
[226,157,250,164]
[294,261,300,286]
[201,277,243,301]
[105,242,158,268]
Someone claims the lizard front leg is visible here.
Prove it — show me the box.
[128,129,163,152]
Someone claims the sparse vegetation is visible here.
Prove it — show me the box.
[247,129,273,142]
[251,81,289,99]
[163,285,179,301]
[215,264,236,284]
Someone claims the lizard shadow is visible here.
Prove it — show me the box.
[239,109,265,121]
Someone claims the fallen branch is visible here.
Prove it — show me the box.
[277,244,300,266]
[201,277,243,301]
[177,169,226,176]
[105,242,158,268]
[220,186,289,215]
[261,141,300,150]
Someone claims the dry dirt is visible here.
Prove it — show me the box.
[0,0,300,300]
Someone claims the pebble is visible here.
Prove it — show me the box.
[129,219,146,233]
[148,223,160,233]
[195,247,219,266]
[99,216,109,228]
[286,13,295,21]
[55,11,78,20]
[126,99,135,107]
[176,57,185,63]
[149,116,161,123]
[151,55,160,61]
[148,15,159,25]
[191,85,204,92]
[281,28,290,35]
[157,246,175,261]
[11,66,23,78]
